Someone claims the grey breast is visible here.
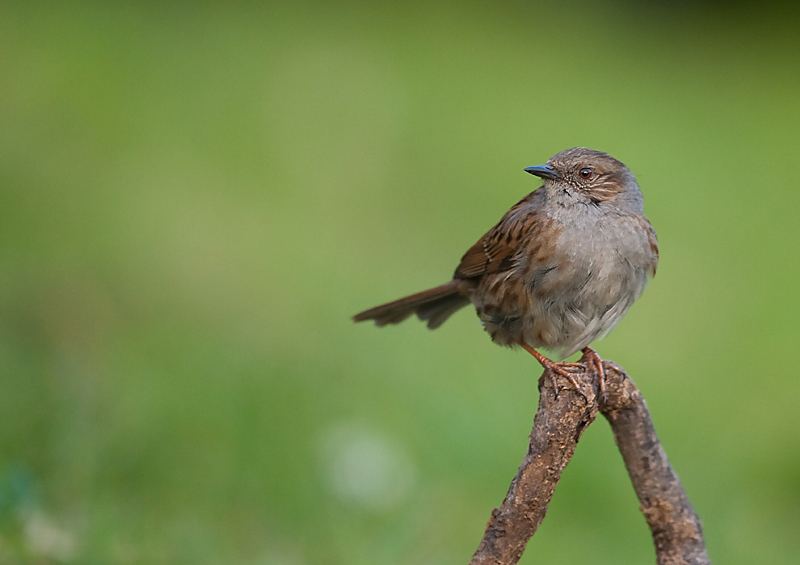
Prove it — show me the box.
[520,207,652,359]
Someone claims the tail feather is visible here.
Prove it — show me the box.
[414,294,470,329]
[353,280,470,329]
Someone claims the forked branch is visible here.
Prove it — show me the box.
[468,355,710,565]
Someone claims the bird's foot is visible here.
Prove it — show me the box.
[520,343,586,400]
[581,347,606,404]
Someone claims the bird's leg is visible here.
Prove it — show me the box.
[581,347,606,404]
[520,343,584,398]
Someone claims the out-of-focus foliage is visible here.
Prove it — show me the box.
[1,1,799,563]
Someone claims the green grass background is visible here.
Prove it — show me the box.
[1,1,799,563]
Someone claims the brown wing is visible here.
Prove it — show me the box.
[454,189,543,279]
[636,215,659,278]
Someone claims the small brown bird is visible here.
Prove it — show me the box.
[354,148,658,397]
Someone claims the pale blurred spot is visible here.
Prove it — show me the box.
[319,423,416,512]
[23,510,78,562]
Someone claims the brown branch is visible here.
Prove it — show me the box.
[600,361,711,565]
[468,355,711,565]
[469,354,599,565]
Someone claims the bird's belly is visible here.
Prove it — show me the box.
[473,250,647,359]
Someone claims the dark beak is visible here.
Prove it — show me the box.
[524,164,560,180]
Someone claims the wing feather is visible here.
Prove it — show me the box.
[454,189,543,279]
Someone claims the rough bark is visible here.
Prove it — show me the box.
[468,356,710,565]
[469,353,599,565]
[601,361,711,565]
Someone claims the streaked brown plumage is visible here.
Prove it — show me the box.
[354,148,659,395]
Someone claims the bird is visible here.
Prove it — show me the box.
[353,148,659,399]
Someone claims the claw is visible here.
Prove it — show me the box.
[521,343,587,401]
[581,347,607,404]
[522,343,609,404]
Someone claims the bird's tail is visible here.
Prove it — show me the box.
[353,280,470,329]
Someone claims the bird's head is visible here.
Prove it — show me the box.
[525,148,642,212]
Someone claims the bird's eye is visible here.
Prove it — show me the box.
[579,167,593,179]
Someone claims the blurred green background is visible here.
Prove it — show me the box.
[2,1,799,563]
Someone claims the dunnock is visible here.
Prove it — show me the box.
[354,148,659,397]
